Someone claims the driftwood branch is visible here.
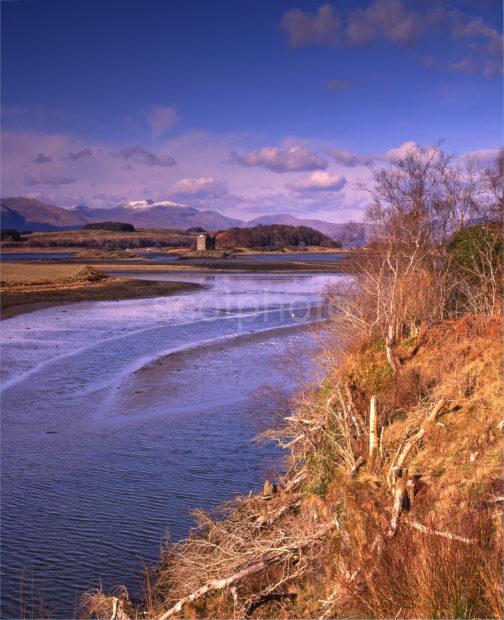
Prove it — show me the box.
[284,470,306,492]
[405,519,477,544]
[350,455,365,477]
[344,383,366,438]
[110,597,130,620]
[389,396,447,487]
[155,520,338,620]
[253,499,301,528]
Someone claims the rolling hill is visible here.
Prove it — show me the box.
[1,197,88,231]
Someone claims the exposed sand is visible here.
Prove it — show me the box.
[114,321,319,414]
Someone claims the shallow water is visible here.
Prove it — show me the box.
[149,252,348,264]
[0,272,343,618]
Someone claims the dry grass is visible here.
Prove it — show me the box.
[0,262,87,286]
[82,313,503,619]
[343,511,502,619]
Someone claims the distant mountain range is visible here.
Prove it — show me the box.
[1,197,87,231]
[0,197,369,245]
[69,200,243,231]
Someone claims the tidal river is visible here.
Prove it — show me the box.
[0,272,342,618]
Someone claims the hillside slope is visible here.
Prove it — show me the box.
[1,197,87,230]
[85,314,503,619]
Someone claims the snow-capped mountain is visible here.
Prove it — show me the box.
[69,200,243,230]
[115,199,188,211]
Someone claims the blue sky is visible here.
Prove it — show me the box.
[1,0,502,222]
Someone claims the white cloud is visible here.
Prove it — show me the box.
[230,145,328,173]
[69,148,93,161]
[287,171,347,193]
[281,4,343,48]
[111,145,177,167]
[23,172,77,188]
[458,148,499,166]
[385,140,420,161]
[280,0,503,77]
[328,148,370,167]
[385,141,443,162]
[167,176,228,200]
[146,105,178,138]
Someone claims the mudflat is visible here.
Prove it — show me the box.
[0,263,201,319]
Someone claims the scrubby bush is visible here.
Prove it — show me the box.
[84,222,135,232]
[449,224,502,271]
[448,224,503,315]
[216,224,334,249]
[1,229,21,241]
[186,226,206,233]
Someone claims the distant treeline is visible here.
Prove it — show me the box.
[1,224,340,252]
[216,224,338,249]
[84,222,135,232]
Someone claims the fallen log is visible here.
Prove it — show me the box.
[284,470,307,491]
[156,560,268,620]
[387,468,409,538]
[405,519,477,544]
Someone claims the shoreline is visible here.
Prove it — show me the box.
[1,277,203,319]
[0,245,351,256]
[0,259,351,273]
[69,258,350,274]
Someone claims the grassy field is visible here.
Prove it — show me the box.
[0,263,201,319]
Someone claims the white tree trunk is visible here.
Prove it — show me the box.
[385,324,398,373]
[369,396,378,467]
